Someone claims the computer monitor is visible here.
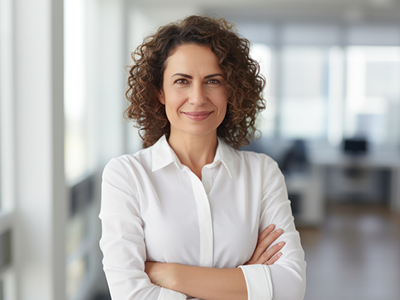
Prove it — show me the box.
[342,138,368,155]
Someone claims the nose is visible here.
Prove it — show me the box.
[188,82,207,106]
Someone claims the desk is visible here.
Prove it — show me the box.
[285,168,324,226]
[285,150,400,226]
[310,149,400,212]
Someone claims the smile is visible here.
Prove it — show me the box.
[182,111,213,121]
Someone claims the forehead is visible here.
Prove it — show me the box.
[164,44,222,74]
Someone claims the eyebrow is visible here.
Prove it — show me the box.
[171,73,224,79]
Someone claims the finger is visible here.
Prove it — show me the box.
[257,224,275,244]
[265,252,282,265]
[251,229,283,261]
[259,241,285,263]
[259,228,283,250]
[252,229,283,261]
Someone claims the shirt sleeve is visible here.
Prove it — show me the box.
[239,156,307,300]
[99,158,187,300]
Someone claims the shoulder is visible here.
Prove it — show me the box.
[234,148,280,172]
[103,145,153,174]
[102,148,152,195]
[235,149,286,195]
[103,149,147,175]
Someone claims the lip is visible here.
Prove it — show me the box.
[182,111,213,121]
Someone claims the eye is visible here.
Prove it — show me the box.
[175,78,188,85]
[206,79,221,85]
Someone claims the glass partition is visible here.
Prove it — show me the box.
[345,46,400,148]
[280,47,332,139]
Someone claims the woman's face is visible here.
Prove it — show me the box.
[159,44,228,140]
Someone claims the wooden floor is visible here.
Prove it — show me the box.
[298,202,400,300]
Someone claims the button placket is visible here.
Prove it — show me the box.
[202,167,212,195]
[188,171,214,267]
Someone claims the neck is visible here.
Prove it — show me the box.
[168,131,218,179]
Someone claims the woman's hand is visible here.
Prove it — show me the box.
[145,261,177,289]
[145,224,285,292]
[245,224,285,266]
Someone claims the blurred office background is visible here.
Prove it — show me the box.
[1,0,400,299]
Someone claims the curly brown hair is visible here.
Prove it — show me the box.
[125,15,266,149]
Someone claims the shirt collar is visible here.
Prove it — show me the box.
[151,135,234,178]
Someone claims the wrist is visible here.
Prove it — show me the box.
[165,263,180,291]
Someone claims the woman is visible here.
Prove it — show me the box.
[99,15,306,300]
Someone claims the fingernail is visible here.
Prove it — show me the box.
[278,241,285,246]
[267,224,274,229]
[276,229,283,234]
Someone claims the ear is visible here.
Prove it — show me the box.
[158,89,165,105]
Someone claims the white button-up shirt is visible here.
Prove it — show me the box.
[99,135,306,300]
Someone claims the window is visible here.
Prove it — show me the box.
[250,43,275,137]
[64,0,89,183]
[280,47,332,139]
[345,46,400,148]
[64,1,93,298]
[65,0,128,299]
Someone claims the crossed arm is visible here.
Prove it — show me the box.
[144,224,285,300]
[100,158,306,300]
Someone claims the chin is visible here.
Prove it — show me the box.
[180,127,218,137]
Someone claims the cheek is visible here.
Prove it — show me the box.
[217,101,228,124]
[219,88,228,107]
[217,94,228,112]
[167,88,186,103]
[219,100,227,112]
[164,92,187,120]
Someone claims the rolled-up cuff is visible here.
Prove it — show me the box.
[238,264,273,300]
[158,287,187,300]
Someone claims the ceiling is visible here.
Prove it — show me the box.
[133,0,400,24]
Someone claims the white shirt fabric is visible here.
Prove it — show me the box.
[99,135,306,300]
